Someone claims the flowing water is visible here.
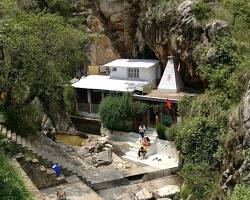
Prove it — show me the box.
[55,134,86,146]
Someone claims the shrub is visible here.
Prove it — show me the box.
[231,183,250,200]
[181,162,216,200]
[192,0,212,21]
[99,94,149,132]
[0,151,31,200]
[156,123,166,140]
[174,117,224,163]
[5,100,43,136]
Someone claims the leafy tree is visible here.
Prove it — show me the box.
[175,117,224,163]
[63,85,76,114]
[0,1,89,133]
[99,94,149,131]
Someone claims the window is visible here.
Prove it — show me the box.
[128,68,139,79]
[112,67,117,71]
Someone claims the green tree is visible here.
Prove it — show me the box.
[99,94,149,131]
[0,1,89,133]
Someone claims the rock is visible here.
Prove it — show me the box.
[115,193,133,200]
[105,143,113,149]
[153,185,180,199]
[135,188,153,200]
[157,198,172,200]
[206,20,228,39]
[94,141,106,153]
[96,148,113,166]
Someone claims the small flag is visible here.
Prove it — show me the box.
[166,98,172,109]
[177,62,181,72]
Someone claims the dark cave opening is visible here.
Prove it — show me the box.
[137,45,158,60]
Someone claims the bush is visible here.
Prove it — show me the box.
[230,183,250,200]
[0,151,31,200]
[99,94,149,131]
[5,100,43,136]
[156,123,166,140]
[181,162,216,200]
[192,0,212,21]
[175,117,224,163]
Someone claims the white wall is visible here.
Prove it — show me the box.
[109,67,127,79]
[109,63,160,84]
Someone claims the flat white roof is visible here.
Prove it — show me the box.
[102,59,160,68]
[72,75,149,92]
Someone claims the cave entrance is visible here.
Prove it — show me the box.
[138,45,158,60]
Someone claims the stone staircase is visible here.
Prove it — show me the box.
[0,125,87,182]
[0,124,124,191]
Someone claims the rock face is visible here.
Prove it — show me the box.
[221,82,250,195]
[83,0,229,88]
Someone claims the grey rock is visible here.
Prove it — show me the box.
[153,185,180,199]
[135,188,153,200]
[96,148,113,166]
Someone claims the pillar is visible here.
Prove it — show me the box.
[87,89,92,113]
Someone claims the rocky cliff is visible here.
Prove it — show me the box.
[222,82,250,196]
[84,0,228,88]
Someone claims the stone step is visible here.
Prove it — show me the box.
[7,130,12,139]
[16,135,22,145]
[1,126,7,135]
[11,132,17,142]
[21,137,27,147]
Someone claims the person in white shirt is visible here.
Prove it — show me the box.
[139,123,146,139]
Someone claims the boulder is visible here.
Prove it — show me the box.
[135,188,153,200]
[153,185,180,199]
[96,148,113,166]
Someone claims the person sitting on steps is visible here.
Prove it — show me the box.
[57,185,66,200]
[138,146,147,159]
[141,137,150,147]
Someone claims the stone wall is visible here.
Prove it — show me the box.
[71,116,101,134]
[16,155,66,189]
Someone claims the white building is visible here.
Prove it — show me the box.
[72,59,161,118]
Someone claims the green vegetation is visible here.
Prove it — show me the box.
[0,0,90,134]
[156,123,166,140]
[230,184,250,200]
[0,150,31,200]
[99,94,149,131]
[63,85,76,114]
[168,0,250,199]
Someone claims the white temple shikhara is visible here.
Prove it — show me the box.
[157,56,184,93]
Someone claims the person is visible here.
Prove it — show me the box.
[138,146,147,158]
[57,185,66,200]
[47,127,56,142]
[139,123,146,139]
[141,137,150,146]
[52,163,61,177]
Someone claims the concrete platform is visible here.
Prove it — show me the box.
[107,129,179,170]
